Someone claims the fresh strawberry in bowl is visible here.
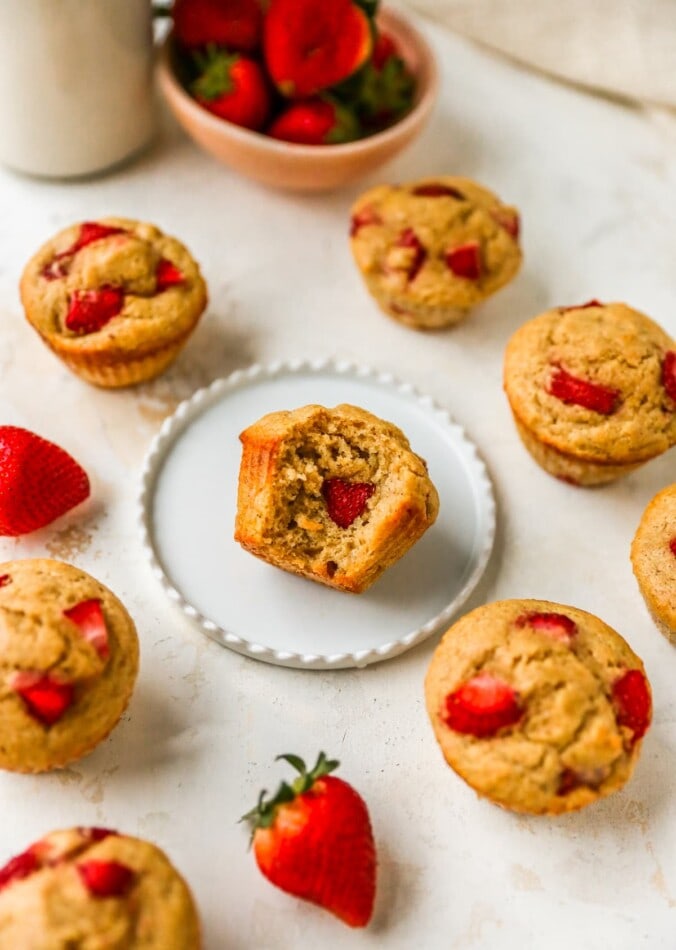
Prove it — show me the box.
[173,0,263,52]
[243,752,377,927]
[268,98,359,145]
[190,47,270,130]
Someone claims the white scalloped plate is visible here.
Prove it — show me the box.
[138,360,496,669]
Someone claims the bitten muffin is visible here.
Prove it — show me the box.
[631,483,676,643]
[0,558,139,772]
[425,599,652,815]
[504,301,676,485]
[0,827,201,948]
[349,176,521,329]
[235,404,439,593]
[20,218,208,387]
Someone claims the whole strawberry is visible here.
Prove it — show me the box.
[190,47,270,130]
[0,427,89,536]
[173,0,263,52]
[243,752,376,927]
[357,28,416,130]
[268,98,359,145]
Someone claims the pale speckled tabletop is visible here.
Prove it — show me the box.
[0,13,675,950]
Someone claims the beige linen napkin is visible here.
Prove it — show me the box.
[401,0,676,110]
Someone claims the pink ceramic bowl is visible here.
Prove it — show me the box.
[157,7,438,192]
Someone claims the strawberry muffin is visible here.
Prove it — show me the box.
[425,599,652,815]
[0,558,139,772]
[631,483,676,643]
[349,176,522,329]
[20,218,208,387]
[504,301,676,485]
[0,827,201,948]
[235,404,439,593]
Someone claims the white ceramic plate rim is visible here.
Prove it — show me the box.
[137,359,496,669]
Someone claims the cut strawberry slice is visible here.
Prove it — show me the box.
[0,574,11,588]
[559,300,603,313]
[515,611,577,645]
[442,673,522,738]
[490,207,520,240]
[65,287,124,334]
[77,860,135,898]
[155,258,185,292]
[10,672,74,726]
[322,479,375,529]
[63,599,109,660]
[395,228,427,282]
[662,351,676,402]
[0,847,40,892]
[412,183,465,199]
[445,241,482,280]
[350,206,382,237]
[612,669,651,743]
[547,364,620,415]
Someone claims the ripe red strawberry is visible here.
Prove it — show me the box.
[350,205,382,237]
[559,300,603,313]
[442,673,523,738]
[65,287,124,334]
[155,258,185,292]
[244,752,376,928]
[612,669,651,743]
[269,98,358,145]
[77,860,135,898]
[9,672,75,726]
[372,31,398,71]
[0,847,41,892]
[662,350,676,401]
[445,241,482,280]
[264,0,372,98]
[191,49,270,130]
[322,479,375,528]
[394,228,427,282]
[515,611,577,645]
[412,183,465,199]
[42,222,127,280]
[357,27,415,130]
[173,0,263,52]
[63,599,109,660]
[547,364,620,415]
[0,426,89,536]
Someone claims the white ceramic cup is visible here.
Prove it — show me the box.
[0,0,156,177]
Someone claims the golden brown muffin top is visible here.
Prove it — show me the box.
[631,483,676,635]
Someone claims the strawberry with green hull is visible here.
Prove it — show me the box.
[191,46,270,130]
[356,29,416,131]
[244,752,376,928]
[264,0,373,98]
[173,0,263,52]
[269,98,359,145]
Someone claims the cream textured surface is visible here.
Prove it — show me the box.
[0,13,675,949]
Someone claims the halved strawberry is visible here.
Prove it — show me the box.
[612,669,651,743]
[9,672,74,726]
[412,183,464,199]
[350,205,382,238]
[63,599,109,660]
[0,426,90,536]
[0,847,41,892]
[515,611,577,645]
[155,258,185,292]
[264,0,372,99]
[662,351,676,402]
[244,752,376,928]
[173,0,263,52]
[559,300,603,313]
[442,673,523,738]
[77,860,135,898]
[394,228,426,282]
[65,287,124,334]
[445,241,482,280]
[547,364,620,415]
[322,479,375,528]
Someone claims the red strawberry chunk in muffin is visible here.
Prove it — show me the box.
[322,479,375,529]
[490,207,520,240]
[0,574,10,587]
[612,669,651,743]
[63,599,109,660]
[442,673,523,738]
[155,259,185,292]
[663,351,676,401]
[547,364,620,415]
[515,611,577,644]
[42,222,128,281]
[559,300,603,313]
[80,827,118,843]
[9,672,75,726]
[670,538,676,558]
[412,183,465,199]
[77,860,135,898]
[394,228,426,282]
[65,287,124,334]
[445,241,482,280]
[0,847,41,892]
[350,206,382,237]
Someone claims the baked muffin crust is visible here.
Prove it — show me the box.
[631,483,676,642]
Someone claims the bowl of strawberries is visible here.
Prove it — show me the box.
[157,0,438,191]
